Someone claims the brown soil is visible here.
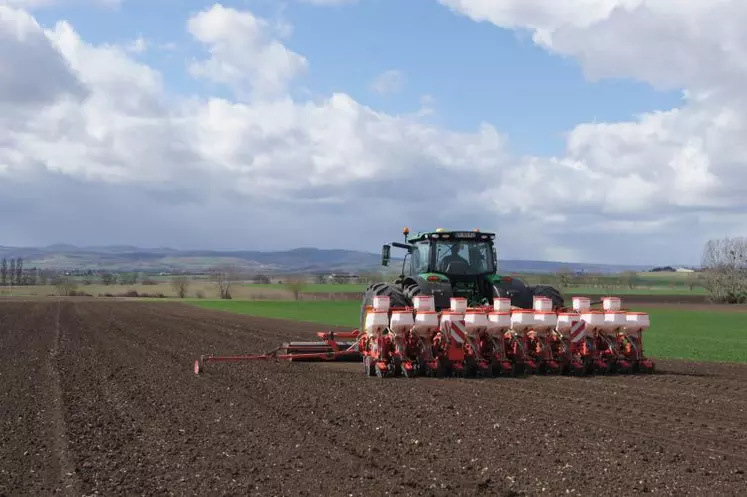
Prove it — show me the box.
[1,300,746,496]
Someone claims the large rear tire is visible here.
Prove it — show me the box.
[360,282,412,331]
[531,285,564,310]
[403,281,422,301]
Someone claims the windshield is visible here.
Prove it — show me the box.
[433,240,495,275]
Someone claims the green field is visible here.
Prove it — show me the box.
[247,283,368,293]
[640,309,747,363]
[191,300,747,364]
[245,282,707,295]
[246,270,707,296]
[557,286,708,296]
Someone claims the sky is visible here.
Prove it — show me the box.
[1,0,745,266]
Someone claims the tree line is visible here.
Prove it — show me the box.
[0,257,54,286]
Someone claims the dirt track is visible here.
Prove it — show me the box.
[1,300,746,496]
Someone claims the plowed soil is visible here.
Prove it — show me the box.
[1,300,746,496]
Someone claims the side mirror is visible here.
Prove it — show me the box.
[381,244,391,266]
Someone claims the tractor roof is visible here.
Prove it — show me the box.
[404,228,496,244]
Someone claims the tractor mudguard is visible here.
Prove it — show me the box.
[402,276,454,309]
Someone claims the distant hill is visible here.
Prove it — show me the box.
[0,244,654,275]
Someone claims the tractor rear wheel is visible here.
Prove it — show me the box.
[531,285,564,310]
[403,281,422,301]
[360,282,412,331]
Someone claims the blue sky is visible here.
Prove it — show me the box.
[34,0,683,156]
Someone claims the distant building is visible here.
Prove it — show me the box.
[325,272,360,284]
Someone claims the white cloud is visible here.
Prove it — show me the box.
[124,35,147,54]
[1,2,746,264]
[438,0,747,93]
[0,6,86,107]
[369,69,405,95]
[186,4,307,100]
[436,0,747,255]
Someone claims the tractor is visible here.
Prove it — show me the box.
[193,227,655,378]
[360,227,564,330]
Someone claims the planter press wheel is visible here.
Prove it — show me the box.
[402,356,424,378]
[391,356,402,377]
[435,357,451,378]
[363,356,376,377]
[375,365,384,378]
[510,360,525,377]
[463,356,479,378]
[402,363,417,378]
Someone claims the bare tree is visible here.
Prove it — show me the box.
[284,278,306,301]
[14,258,22,286]
[701,237,747,304]
[171,275,191,298]
[358,271,382,286]
[210,265,238,299]
[620,270,638,290]
[8,258,15,287]
[556,267,574,288]
[52,275,78,296]
[685,271,700,291]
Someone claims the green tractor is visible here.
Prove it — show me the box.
[361,227,564,327]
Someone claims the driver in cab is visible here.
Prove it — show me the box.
[439,244,468,272]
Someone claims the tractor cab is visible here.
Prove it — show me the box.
[381,228,502,307]
[382,227,497,277]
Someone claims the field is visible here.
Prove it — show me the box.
[2,299,747,496]
[1,269,710,300]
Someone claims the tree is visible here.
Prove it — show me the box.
[0,258,6,286]
[8,259,15,287]
[52,275,78,296]
[22,267,37,286]
[210,265,237,299]
[170,275,191,298]
[15,257,22,286]
[620,270,638,290]
[284,278,306,301]
[686,271,701,291]
[556,267,574,288]
[358,271,381,285]
[701,237,747,304]
[100,272,116,285]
